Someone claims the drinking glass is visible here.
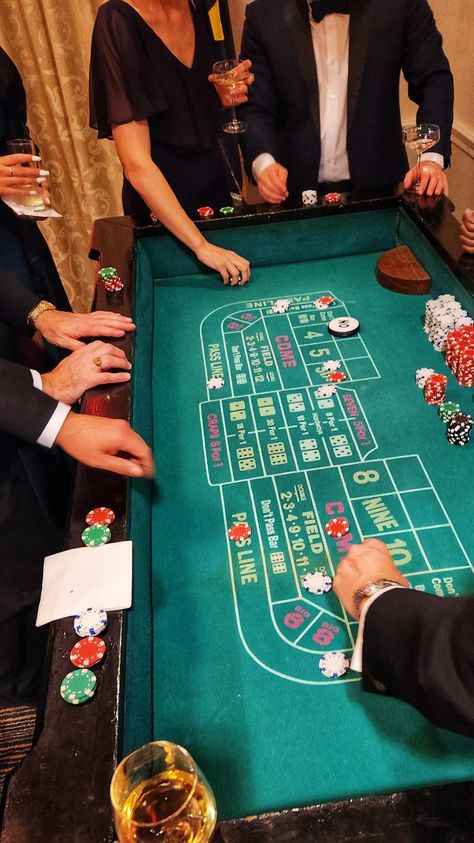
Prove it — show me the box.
[6,137,46,210]
[212,58,252,134]
[111,741,217,842]
[402,123,440,192]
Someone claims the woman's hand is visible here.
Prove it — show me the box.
[460,208,474,254]
[209,59,254,107]
[194,241,250,286]
[41,340,132,404]
[0,153,43,198]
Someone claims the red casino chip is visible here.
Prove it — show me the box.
[316,296,334,307]
[86,507,116,527]
[228,523,252,541]
[70,636,107,669]
[324,192,342,204]
[328,371,347,382]
[325,517,350,538]
[197,206,214,218]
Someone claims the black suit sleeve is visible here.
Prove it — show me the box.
[0,266,41,333]
[402,0,454,164]
[0,358,60,443]
[362,589,474,737]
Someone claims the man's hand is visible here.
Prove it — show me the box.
[55,413,154,478]
[256,162,289,204]
[34,309,135,351]
[403,161,448,196]
[333,539,409,619]
[460,208,474,254]
[41,340,131,404]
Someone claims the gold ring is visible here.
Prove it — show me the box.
[8,167,13,177]
[93,356,102,369]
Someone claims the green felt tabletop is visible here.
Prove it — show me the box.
[125,207,474,820]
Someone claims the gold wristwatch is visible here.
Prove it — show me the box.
[27,300,56,327]
[352,579,407,619]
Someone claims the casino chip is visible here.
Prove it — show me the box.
[328,371,347,383]
[219,206,234,216]
[197,206,214,218]
[85,506,115,527]
[415,367,435,389]
[314,295,335,310]
[327,316,360,337]
[74,608,108,638]
[319,651,350,679]
[272,299,292,314]
[97,266,118,281]
[322,359,342,372]
[302,571,333,595]
[207,376,225,389]
[81,524,111,547]
[438,401,461,423]
[70,636,106,669]
[325,517,350,538]
[228,523,252,541]
[60,668,97,705]
[324,192,342,205]
[316,384,337,398]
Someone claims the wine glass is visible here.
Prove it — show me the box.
[111,741,217,842]
[402,123,440,192]
[212,58,252,134]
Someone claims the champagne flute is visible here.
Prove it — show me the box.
[212,58,252,134]
[111,741,217,842]
[402,123,440,192]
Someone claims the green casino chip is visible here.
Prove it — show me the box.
[60,668,97,705]
[97,266,118,280]
[219,206,234,216]
[81,524,111,547]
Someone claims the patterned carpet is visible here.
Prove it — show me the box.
[0,705,36,802]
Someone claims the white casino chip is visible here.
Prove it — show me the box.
[322,359,342,372]
[316,384,337,398]
[207,377,225,390]
[272,299,292,314]
[319,651,350,679]
[327,316,360,337]
[302,571,333,595]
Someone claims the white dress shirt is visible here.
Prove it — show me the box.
[30,369,71,448]
[253,5,444,181]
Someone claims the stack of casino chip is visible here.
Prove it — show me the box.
[424,295,473,352]
[445,325,474,387]
[415,367,435,389]
[98,265,124,296]
[438,401,461,423]
[424,373,447,405]
[446,412,473,446]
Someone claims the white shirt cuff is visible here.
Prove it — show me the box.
[420,152,444,169]
[37,403,71,448]
[30,368,42,390]
[252,152,276,179]
[350,586,406,672]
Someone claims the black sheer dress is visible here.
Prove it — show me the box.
[90,0,237,220]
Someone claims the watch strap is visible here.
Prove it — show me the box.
[27,300,56,327]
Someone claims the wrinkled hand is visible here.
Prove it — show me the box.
[403,160,448,196]
[209,59,254,107]
[0,153,42,198]
[333,539,409,619]
[460,208,474,254]
[194,240,250,286]
[35,308,136,351]
[256,162,288,204]
[55,413,154,478]
[41,340,132,404]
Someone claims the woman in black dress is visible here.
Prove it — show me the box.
[90,0,252,285]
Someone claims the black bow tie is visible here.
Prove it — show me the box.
[310,0,350,23]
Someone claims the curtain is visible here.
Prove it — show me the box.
[0,0,123,311]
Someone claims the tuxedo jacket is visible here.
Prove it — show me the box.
[0,358,58,445]
[240,0,453,195]
[363,589,474,738]
[0,265,40,334]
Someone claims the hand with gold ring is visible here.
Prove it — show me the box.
[0,152,43,199]
[41,340,132,404]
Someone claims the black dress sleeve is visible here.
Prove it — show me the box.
[89,1,169,139]
[0,47,28,151]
